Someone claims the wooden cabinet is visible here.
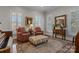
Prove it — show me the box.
[53,29,66,40]
[54,15,67,40]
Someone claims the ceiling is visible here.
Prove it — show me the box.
[24,6,62,12]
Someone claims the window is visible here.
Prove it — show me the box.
[71,11,79,35]
[34,16,41,27]
[11,13,22,35]
[12,15,17,35]
[17,16,22,27]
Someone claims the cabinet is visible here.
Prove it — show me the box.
[53,29,66,40]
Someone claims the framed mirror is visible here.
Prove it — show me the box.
[25,17,33,25]
[55,15,66,28]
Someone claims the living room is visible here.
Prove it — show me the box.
[0,6,79,53]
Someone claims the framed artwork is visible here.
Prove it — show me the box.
[25,17,32,25]
[55,15,66,28]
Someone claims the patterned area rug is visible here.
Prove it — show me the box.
[16,38,75,53]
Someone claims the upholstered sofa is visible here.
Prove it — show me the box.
[0,33,13,53]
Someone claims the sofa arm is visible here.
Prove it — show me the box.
[0,47,10,53]
[0,37,13,53]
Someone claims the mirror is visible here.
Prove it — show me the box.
[25,17,33,30]
[55,15,66,28]
[25,17,32,25]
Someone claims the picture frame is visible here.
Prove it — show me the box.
[25,17,32,25]
[55,15,66,28]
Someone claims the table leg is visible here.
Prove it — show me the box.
[73,36,75,44]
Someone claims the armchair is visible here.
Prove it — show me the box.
[17,27,30,42]
[34,27,43,35]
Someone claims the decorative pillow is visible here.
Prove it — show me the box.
[0,37,9,49]
[0,33,5,44]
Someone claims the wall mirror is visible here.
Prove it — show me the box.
[25,17,33,30]
[55,15,66,28]
[25,17,32,25]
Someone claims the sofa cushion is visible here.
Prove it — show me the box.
[0,33,5,45]
[0,37,9,49]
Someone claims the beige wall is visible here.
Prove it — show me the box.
[46,6,79,40]
[0,6,45,31]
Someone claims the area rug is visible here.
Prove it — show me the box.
[16,38,75,53]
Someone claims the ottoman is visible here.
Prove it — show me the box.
[29,35,48,46]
